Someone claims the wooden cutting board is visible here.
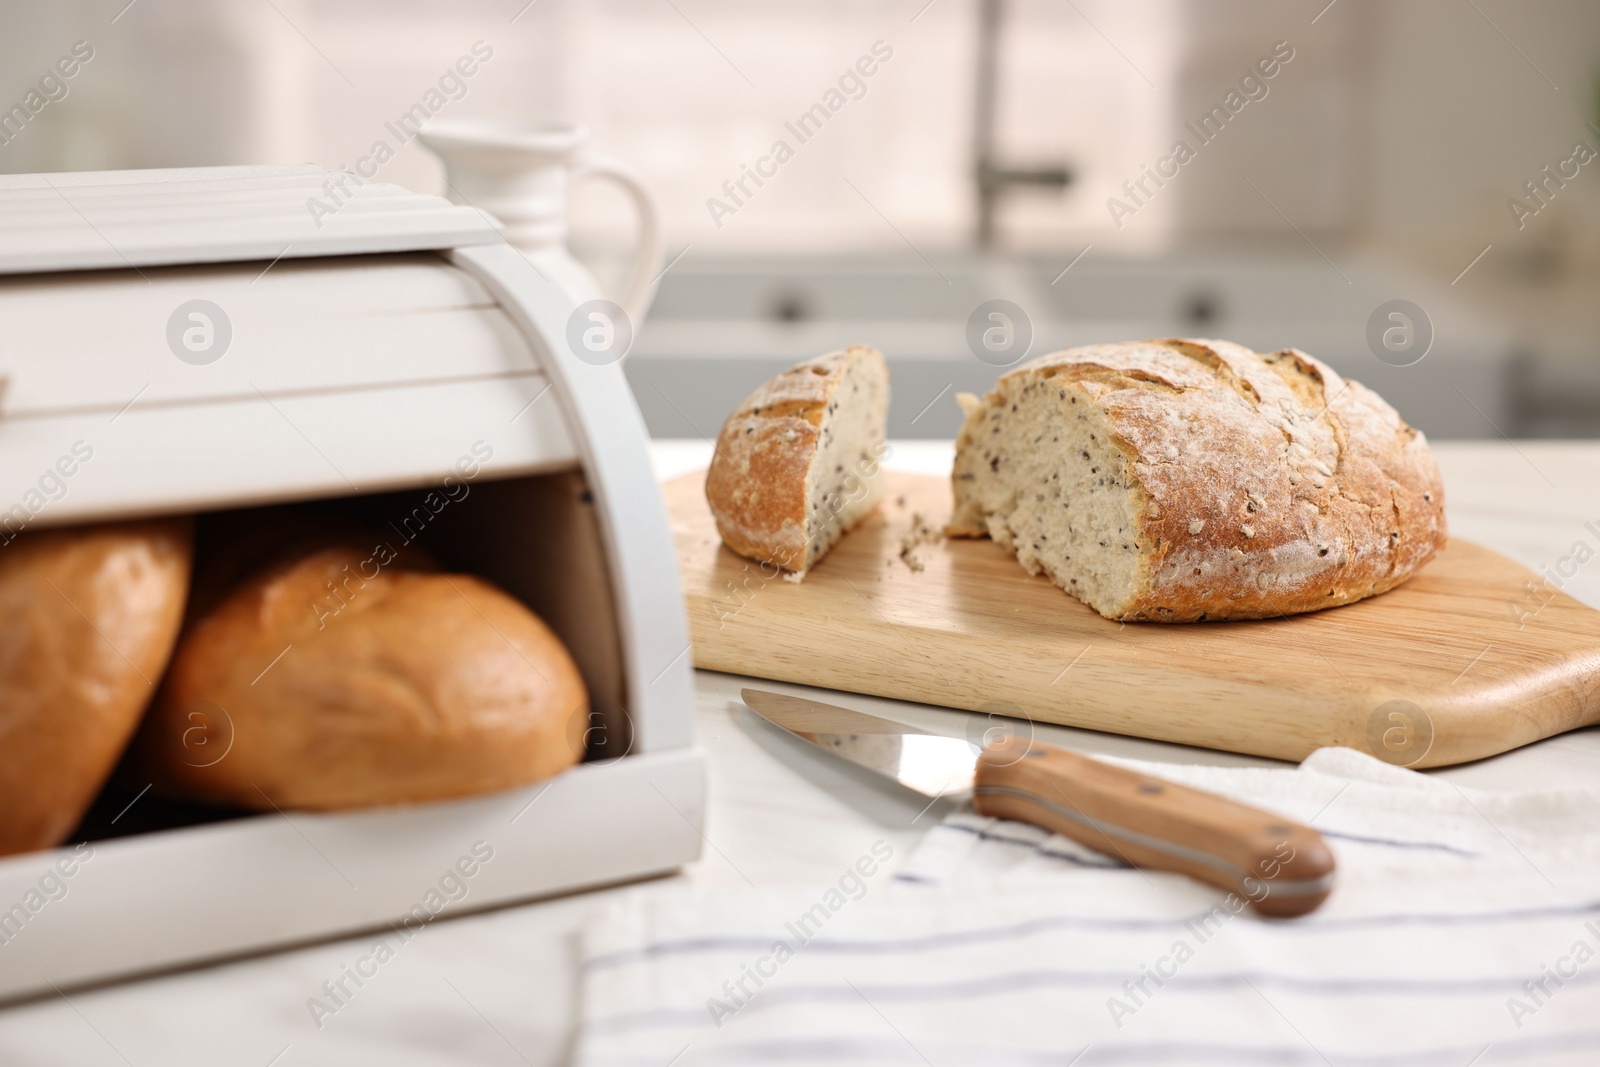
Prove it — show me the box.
[667,470,1600,768]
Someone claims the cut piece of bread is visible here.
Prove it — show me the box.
[705,345,890,579]
[949,338,1446,622]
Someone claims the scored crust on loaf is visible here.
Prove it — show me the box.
[706,345,890,578]
[949,338,1447,621]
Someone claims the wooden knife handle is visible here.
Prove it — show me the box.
[972,736,1335,917]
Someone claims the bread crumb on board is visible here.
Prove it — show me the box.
[898,512,943,573]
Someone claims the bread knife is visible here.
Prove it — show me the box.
[741,688,1336,917]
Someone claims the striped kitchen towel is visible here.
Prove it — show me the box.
[573,748,1600,1066]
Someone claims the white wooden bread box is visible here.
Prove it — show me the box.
[0,165,703,1002]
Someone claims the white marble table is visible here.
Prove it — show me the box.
[2,441,1596,1066]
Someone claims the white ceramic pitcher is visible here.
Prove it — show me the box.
[418,119,663,329]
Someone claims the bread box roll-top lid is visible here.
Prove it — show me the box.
[0,163,589,523]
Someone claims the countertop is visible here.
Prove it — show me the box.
[2,440,1597,1066]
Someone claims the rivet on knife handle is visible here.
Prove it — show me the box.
[972,736,1336,917]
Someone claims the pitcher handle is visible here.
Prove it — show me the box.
[570,152,664,332]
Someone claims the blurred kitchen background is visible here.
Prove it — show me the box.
[4,0,1599,439]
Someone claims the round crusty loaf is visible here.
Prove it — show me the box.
[705,345,889,578]
[132,537,587,810]
[949,338,1446,621]
[0,519,192,856]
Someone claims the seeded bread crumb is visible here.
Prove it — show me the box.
[898,512,941,573]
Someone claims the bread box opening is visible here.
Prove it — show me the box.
[71,466,633,846]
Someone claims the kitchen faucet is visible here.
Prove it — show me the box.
[973,0,1074,246]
